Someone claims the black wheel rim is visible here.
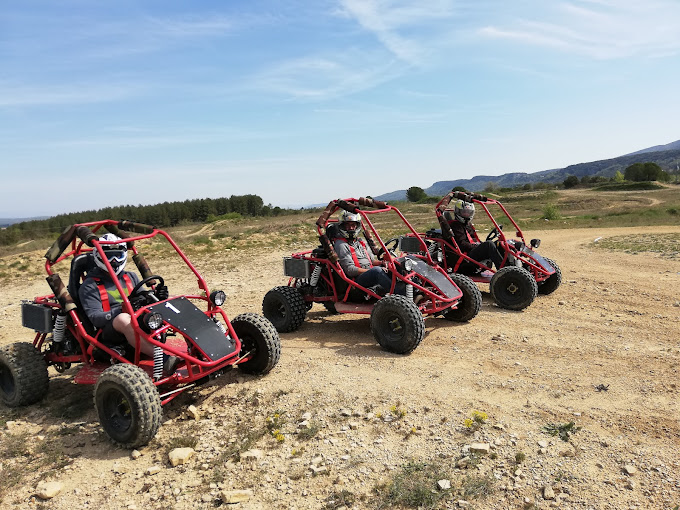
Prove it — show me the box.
[0,363,15,397]
[383,313,405,342]
[102,388,133,436]
[499,277,525,305]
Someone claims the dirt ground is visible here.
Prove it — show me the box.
[1,225,679,509]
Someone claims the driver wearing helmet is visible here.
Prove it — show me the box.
[332,211,399,296]
[78,234,152,357]
[446,200,503,270]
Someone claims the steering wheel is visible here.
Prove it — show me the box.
[129,275,165,303]
[377,238,400,260]
[485,225,503,242]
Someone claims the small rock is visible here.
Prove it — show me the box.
[186,405,200,421]
[168,447,195,467]
[36,481,64,500]
[623,464,637,475]
[221,489,253,504]
[469,443,490,454]
[349,422,360,430]
[437,479,451,490]
[311,465,328,476]
[339,409,352,417]
[543,485,555,500]
[456,456,470,468]
[146,465,162,476]
[240,449,264,462]
[537,440,548,448]
[131,450,142,460]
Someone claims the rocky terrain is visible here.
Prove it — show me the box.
[1,226,679,510]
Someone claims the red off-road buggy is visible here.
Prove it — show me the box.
[419,190,561,310]
[0,220,280,448]
[262,198,481,354]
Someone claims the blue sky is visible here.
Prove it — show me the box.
[2,0,679,218]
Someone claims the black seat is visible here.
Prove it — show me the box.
[67,253,96,334]
[68,253,95,308]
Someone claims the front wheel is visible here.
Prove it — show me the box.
[262,286,307,332]
[370,295,425,355]
[0,342,49,407]
[94,364,162,448]
[537,257,562,295]
[490,266,537,311]
[232,313,281,375]
[443,274,482,322]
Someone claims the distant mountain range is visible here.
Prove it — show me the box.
[375,140,680,202]
[0,216,49,228]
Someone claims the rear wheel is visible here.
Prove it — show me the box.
[262,286,307,332]
[370,295,425,355]
[94,364,161,448]
[490,266,537,311]
[232,313,281,375]
[443,274,483,322]
[0,342,49,407]
[537,257,562,295]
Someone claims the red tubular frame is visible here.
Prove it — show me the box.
[430,191,555,282]
[33,219,247,397]
[288,198,462,315]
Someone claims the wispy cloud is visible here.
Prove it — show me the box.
[479,0,680,59]
[337,0,457,64]
[0,83,141,107]
[253,51,403,100]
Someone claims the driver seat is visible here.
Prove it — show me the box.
[67,253,96,333]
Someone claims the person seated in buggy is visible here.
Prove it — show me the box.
[78,234,168,359]
[332,211,404,296]
[446,200,503,272]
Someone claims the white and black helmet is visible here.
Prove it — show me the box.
[453,199,475,223]
[93,233,128,275]
[338,211,362,239]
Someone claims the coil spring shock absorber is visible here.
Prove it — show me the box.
[309,264,322,286]
[52,312,67,343]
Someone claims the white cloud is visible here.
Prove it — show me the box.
[337,0,458,64]
[479,0,680,59]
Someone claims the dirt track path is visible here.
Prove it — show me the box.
[1,226,679,509]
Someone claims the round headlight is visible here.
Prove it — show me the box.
[144,312,164,330]
[210,290,226,306]
[403,258,414,272]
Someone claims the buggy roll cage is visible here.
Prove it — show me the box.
[288,197,460,314]
[33,219,244,393]
[433,190,553,279]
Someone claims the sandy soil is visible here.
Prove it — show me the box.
[1,225,679,509]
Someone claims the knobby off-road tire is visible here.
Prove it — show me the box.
[262,286,307,332]
[0,342,49,407]
[537,257,562,295]
[490,266,538,311]
[443,273,483,322]
[232,313,281,375]
[370,295,425,355]
[94,363,162,448]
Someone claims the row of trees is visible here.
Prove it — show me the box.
[563,162,672,188]
[0,194,288,246]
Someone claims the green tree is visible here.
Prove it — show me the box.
[625,162,664,181]
[612,170,625,183]
[563,175,579,188]
[406,186,427,202]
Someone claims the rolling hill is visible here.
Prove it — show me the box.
[376,140,680,202]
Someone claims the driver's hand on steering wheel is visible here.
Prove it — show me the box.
[155,284,169,301]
